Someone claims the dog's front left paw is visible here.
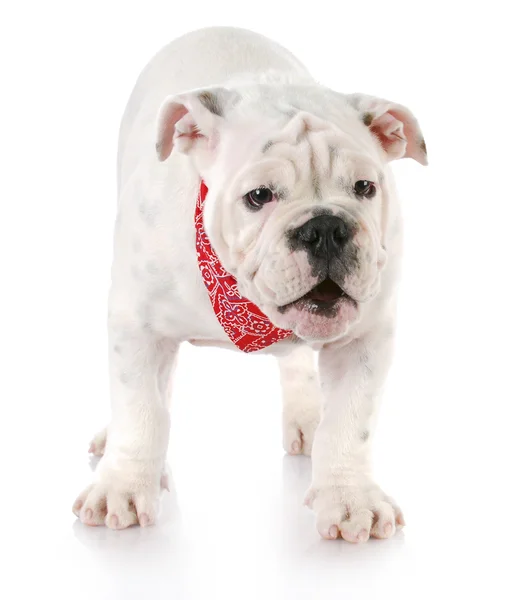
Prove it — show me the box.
[305,480,404,543]
[72,460,164,529]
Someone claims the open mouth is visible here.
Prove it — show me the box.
[280,278,352,315]
[304,278,346,304]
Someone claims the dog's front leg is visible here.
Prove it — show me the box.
[73,311,177,529]
[306,327,404,542]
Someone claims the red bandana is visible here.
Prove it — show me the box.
[195,181,293,352]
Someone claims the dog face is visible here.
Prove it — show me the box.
[156,83,427,342]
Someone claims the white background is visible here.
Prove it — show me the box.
[2,1,507,599]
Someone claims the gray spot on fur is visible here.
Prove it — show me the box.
[360,430,370,442]
[198,91,223,116]
[262,140,274,153]
[328,145,339,174]
[312,173,321,199]
[360,349,373,374]
[139,201,158,227]
[270,182,288,200]
[145,260,159,275]
[338,176,355,198]
[362,112,374,127]
[420,138,427,155]
[312,207,333,217]
[309,143,321,199]
[136,301,154,331]
[359,348,370,363]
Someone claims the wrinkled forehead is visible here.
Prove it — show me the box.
[215,98,383,194]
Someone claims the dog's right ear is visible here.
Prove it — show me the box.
[155,87,239,161]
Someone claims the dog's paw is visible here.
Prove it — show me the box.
[305,480,404,542]
[72,462,163,529]
[88,427,107,456]
[283,398,321,456]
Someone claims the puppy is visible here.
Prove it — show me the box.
[73,26,427,541]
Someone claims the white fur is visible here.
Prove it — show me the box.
[73,26,426,540]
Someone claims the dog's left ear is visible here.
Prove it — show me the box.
[155,87,239,161]
[347,94,428,165]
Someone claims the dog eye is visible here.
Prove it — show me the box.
[354,180,376,199]
[244,187,274,210]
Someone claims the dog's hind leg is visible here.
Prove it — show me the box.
[277,345,322,456]
[89,427,107,457]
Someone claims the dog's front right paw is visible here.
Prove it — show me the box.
[72,461,163,529]
[305,480,404,543]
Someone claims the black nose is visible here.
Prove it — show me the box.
[290,215,352,259]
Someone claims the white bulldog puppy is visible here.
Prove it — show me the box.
[73,27,427,542]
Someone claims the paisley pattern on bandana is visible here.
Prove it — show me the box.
[195,181,293,352]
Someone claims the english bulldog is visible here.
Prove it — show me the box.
[73,26,427,542]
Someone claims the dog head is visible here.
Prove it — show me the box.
[156,82,427,342]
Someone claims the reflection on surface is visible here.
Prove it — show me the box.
[73,452,407,585]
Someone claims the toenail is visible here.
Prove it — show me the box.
[88,443,95,454]
[291,440,301,453]
[357,529,369,542]
[384,523,393,536]
[328,525,339,539]
[139,513,150,527]
[110,514,119,528]
[85,509,93,521]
